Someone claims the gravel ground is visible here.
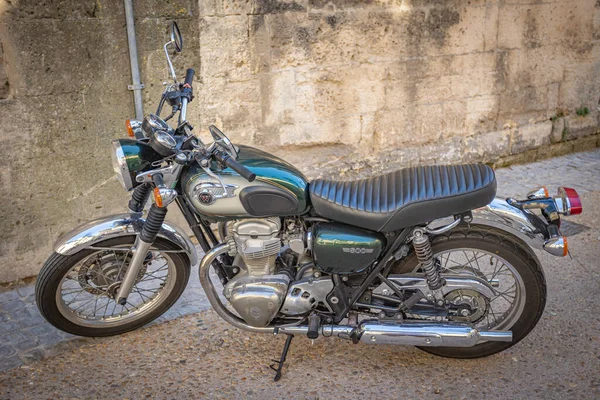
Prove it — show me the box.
[1,190,599,400]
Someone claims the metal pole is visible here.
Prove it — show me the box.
[123,0,144,120]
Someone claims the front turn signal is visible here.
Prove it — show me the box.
[126,119,135,138]
[152,187,178,209]
[153,187,163,207]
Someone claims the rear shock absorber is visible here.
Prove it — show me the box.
[412,228,443,290]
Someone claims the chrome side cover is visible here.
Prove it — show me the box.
[228,274,291,327]
[54,213,198,267]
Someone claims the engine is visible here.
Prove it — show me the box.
[230,218,281,276]
[223,218,291,327]
[222,218,336,327]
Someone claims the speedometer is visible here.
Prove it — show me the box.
[142,114,171,138]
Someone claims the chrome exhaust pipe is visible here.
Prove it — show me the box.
[278,321,512,347]
[358,321,512,346]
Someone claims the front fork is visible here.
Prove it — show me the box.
[115,179,177,305]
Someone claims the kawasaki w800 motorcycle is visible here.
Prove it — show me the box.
[36,23,583,380]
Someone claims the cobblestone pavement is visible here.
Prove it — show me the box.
[0,149,599,375]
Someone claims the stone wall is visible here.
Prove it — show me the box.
[198,0,600,178]
[0,0,599,283]
[0,0,201,283]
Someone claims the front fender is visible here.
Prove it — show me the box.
[54,213,198,266]
[471,197,546,252]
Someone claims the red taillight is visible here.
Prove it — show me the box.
[562,187,582,215]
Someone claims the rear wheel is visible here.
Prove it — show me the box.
[391,225,546,358]
[35,236,190,337]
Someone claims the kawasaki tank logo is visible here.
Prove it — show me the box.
[342,247,374,254]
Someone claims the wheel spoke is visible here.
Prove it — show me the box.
[409,247,526,332]
[58,246,176,326]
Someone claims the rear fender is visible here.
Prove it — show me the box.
[54,213,198,266]
[470,197,548,253]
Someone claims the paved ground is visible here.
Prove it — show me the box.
[0,149,599,399]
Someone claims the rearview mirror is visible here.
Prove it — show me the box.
[164,22,183,82]
[170,22,183,52]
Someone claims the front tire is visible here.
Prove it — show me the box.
[391,225,547,358]
[35,236,190,337]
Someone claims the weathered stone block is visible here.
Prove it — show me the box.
[573,134,600,153]
[559,57,600,110]
[565,113,600,140]
[550,117,566,143]
[504,48,564,90]
[462,129,512,164]
[201,16,251,81]
[510,121,552,154]
[497,85,555,127]
[536,140,575,161]
[498,1,596,51]
[374,103,444,149]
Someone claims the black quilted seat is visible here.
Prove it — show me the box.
[309,164,497,232]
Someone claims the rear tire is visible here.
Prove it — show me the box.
[391,225,546,358]
[35,236,190,337]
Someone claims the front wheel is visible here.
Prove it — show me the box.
[35,236,190,337]
[391,225,547,358]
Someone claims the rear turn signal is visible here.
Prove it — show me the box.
[543,236,568,257]
[527,186,549,199]
[126,119,135,138]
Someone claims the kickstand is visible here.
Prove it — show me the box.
[269,334,294,382]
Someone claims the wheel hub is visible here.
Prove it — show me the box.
[77,250,147,296]
[444,289,488,323]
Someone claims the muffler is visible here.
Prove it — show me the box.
[278,321,512,347]
[357,321,512,347]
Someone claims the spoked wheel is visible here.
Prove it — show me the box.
[391,225,546,358]
[36,237,190,337]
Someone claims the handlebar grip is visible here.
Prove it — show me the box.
[184,68,195,87]
[224,155,256,182]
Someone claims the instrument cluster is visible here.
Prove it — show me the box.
[142,114,177,156]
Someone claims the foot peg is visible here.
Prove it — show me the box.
[307,313,320,339]
[270,334,294,382]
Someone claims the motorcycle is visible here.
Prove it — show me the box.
[35,22,583,381]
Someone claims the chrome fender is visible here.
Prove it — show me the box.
[54,213,198,266]
[471,197,545,251]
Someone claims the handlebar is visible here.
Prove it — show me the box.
[179,68,195,123]
[214,151,256,182]
[184,68,195,87]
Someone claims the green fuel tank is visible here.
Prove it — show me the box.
[180,145,310,220]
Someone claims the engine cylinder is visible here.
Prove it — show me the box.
[230,218,281,276]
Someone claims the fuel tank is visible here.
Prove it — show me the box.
[180,145,309,219]
[312,223,386,274]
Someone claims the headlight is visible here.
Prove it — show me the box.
[111,140,134,190]
[110,139,164,191]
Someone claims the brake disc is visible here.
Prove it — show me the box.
[77,250,148,296]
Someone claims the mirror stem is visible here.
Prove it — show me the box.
[164,41,177,83]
